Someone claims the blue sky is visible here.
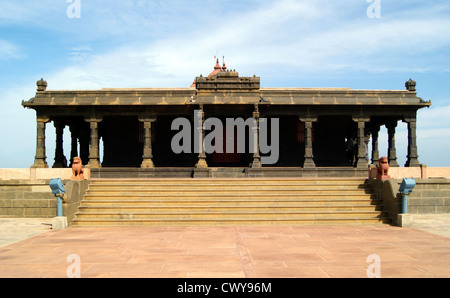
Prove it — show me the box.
[0,0,449,168]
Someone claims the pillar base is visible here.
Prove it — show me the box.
[195,158,208,169]
[86,160,102,169]
[141,159,155,168]
[31,160,49,169]
[251,158,262,168]
[303,158,316,169]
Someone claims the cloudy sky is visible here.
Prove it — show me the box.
[0,0,449,168]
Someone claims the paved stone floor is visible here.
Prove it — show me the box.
[0,217,449,278]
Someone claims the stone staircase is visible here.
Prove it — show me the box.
[71,178,390,226]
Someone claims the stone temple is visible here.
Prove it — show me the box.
[3,59,448,227]
[21,59,431,179]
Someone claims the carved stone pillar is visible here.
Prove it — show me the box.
[404,116,420,167]
[69,124,79,167]
[299,117,317,168]
[139,117,156,168]
[386,120,399,167]
[352,117,370,169]
[85,118,102,168]
[53,120,67,168]
[251,104,262,168]
[371,125,380,166]
[31,117,50,168]
[195,105,208,168]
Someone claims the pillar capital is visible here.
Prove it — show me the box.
[299,117,318,123]
[36,116,50,123]
[352,117,370,123]
[84,117,102,123]
[138,117,157,123]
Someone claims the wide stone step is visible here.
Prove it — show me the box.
[86,185,371,192]
[89,178,366,185]
[72,217,390,226]
[81,198,380,207]
[74,210,385,219]
[72,178,388,226]
[77,205,383,213]
[85,190,372,197]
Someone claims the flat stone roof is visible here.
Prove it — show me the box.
[22,86,430,107]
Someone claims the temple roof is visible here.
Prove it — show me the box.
[22,70,431,108]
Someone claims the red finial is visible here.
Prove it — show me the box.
[209,56,222,77]
[222,56,227,71]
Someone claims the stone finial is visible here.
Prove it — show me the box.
[37,78,47,92]
[405,78,416,92]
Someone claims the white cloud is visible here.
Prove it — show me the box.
[35,0,450,91]
[0,40,24,60]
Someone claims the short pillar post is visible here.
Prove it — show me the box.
[251,104,262,168]
[386,120,399,167]
[403,116,420,167]
[31,117,50,168]
[300,117,317,168]
[85,118,102,168]
[371,125,380,166]
[139,117,156,168]
[352,117,370,169]
[53,120,67,168]
[195,105,208,168]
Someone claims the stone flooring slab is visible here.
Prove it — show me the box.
[0,223,449,278]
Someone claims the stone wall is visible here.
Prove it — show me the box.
[0,179,90,221]
[63,180,90,225]
[0,168,90,181]
[369,178,450,226]
[0,180,57,218]
[407,179,450,214]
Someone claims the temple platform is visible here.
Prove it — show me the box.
[89,167,370,179]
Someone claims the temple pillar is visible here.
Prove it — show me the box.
[195,105,208,168]
[299,117,317,168]
[371,125,380,166]
[69,124,79,167]
[403,116,420,167]
[386,120,399,167]
[139,117,156,168]
[85,118,102,168]
[352,117,370,169]
[31,117,50,168]
[52,120,67,168]
[251,104,262,168]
